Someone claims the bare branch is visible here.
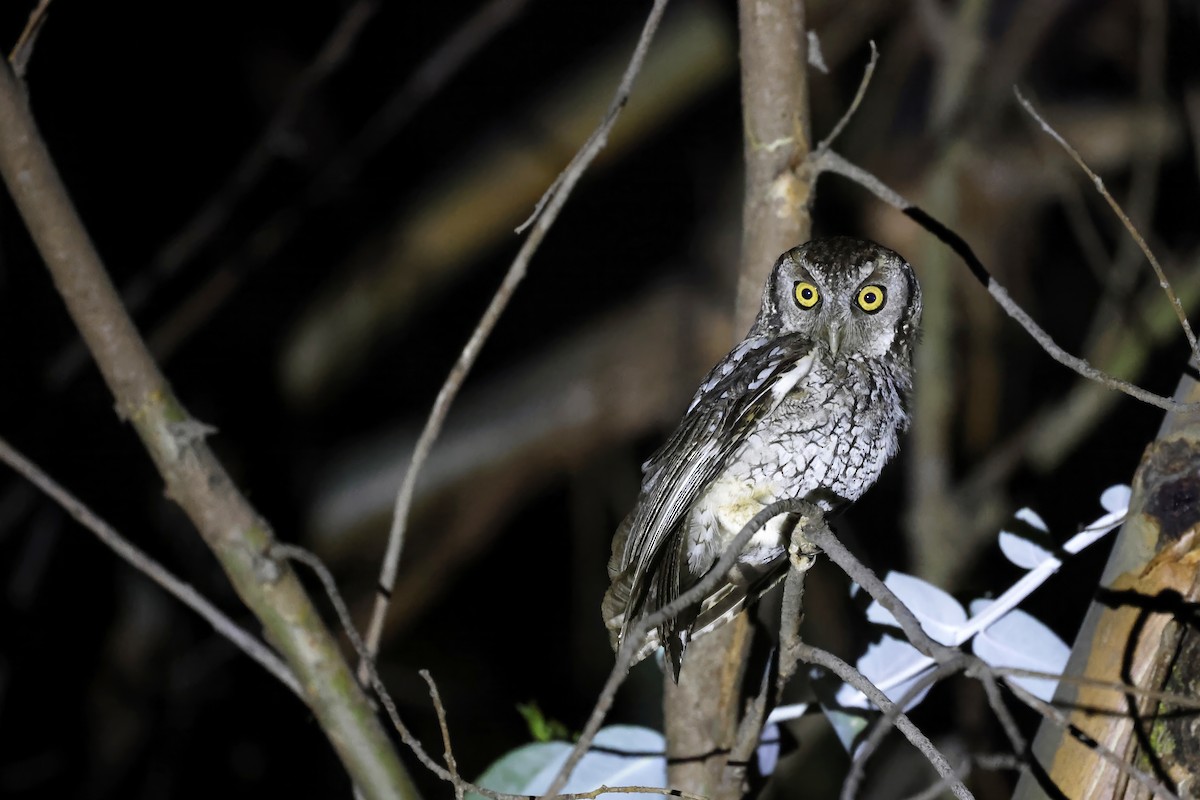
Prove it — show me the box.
[362,0,672,675]
[542,499,823,800]
[902,754,1023,800]
[775,557,810,694]
[977,670,1026,755]
[989,666,1200,711]
[1014,88,1200,366]
[813,148,1193,412]
[843,661,962,800]
[8,0,53,78]
[800,517,951,659]
[277,543,699,800]
[1004,677,1181,800]
[814,41,878,155]
[420,670,465,800]
[799,642,972,800]
[735,0,812,328]
[0,434,301,697]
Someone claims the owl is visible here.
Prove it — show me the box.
[602,236,921,678]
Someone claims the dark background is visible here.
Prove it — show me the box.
[0,1,1197,798]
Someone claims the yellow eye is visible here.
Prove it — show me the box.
[794,281,820,309]
[856,284,886,313]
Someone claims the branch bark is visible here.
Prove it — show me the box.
[663,2,812,797]
[1014,365,1200,798]
[0,63,417,800]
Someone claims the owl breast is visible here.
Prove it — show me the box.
[683,353,907,576]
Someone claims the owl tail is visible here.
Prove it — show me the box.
[603,514,676,672]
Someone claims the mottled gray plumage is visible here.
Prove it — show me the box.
[602,237,921,677]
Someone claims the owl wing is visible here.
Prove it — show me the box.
[604,332,818,659]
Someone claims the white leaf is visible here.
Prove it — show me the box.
[757,723,781,776]
[470,726,666,800]
[866,572,966,645]
[821,706,869,753]
[998,508,1054,569]
[1100,484,1131,514]
[468,742,570,800]
[998,530,1051,569]
[1014,507,1049,533]
[968,600,1070,702]
[836,634,936,711]
[766,701,809,725]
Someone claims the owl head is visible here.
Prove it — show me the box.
[751,236,922,362]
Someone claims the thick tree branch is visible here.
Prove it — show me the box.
[664,2,813,796]
[0,61,416,800]
[735,0,813,328]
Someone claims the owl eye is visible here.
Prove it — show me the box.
[856,284,886,313]
[794,281,820,309]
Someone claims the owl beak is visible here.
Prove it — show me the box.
[827,322,843,357]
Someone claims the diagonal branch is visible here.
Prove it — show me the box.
[799,643,972,800]
[8,0,54,78]
[1014,88,1200,365]
[0,59,416,800]
[0,434,301,697]
[813,148,1195,412]
[361,0,672,673]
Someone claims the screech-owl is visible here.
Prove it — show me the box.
[602,236,921,677]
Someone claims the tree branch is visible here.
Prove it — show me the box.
[361,0,672,674]
[1014,88,1200,366]
[813,148,1195,412]
[0,59,416,800]
[664,2,814,795]
[0,434,301,697]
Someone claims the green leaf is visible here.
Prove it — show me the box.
[517,701,570,742]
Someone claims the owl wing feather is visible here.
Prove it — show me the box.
[603,332,818,663]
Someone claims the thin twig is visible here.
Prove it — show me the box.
[421,670,465,800]
[799,642,972,800]
[722,654,773,797]
[842,660,962,800]
[362,0,672,676]
[271,543,454,782]
[813,148,1192,412]
[1014,88,1200,366]
[8,0,53,78]
[541,499,822,800]
[775,558,809,694]
[1004,676,1181,800]
[814,41,879,155]
[800,518,950,659]
[987,666,1200,711]
[902,754,1023,800]
[0,434,301,697]
[276,543,700,800]
[977,671,1026,755]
